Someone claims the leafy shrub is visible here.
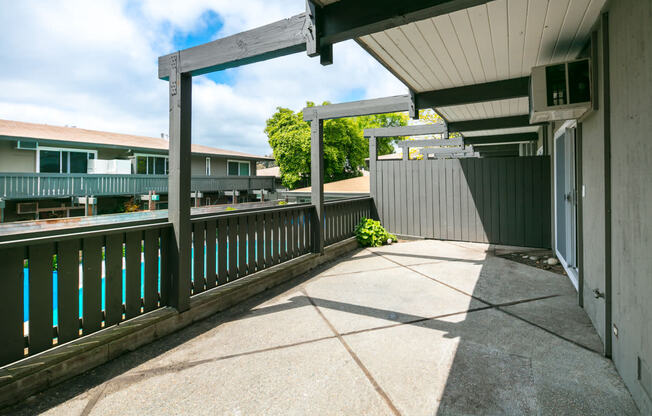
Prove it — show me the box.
[354,217,397,247]
[123,197,140,213]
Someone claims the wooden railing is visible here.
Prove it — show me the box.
[0,197,372,366]
[0,173,276,199]
[324,197,372,245]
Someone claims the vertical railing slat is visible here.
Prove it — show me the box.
[291,209,298,258]
[159,228,170,305]
[274,211,281,265]
[105,233,123,326]
[57,240,80,343]
[205,220,217,289]
[217,218,228,285]
[124,231,141,319]
[0,247,25,365]
[264,212,273,268]
[256,213,264,271]
[298,209,305,254]
[228,217,237,282]
[28,243,54,354]
[193,222,205,294]
[280,210,287,261]
[247,214,256,273]
[238,215,248,279]
[82,237,103,335]
[144,229,159,310]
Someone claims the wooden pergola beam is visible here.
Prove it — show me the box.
[363,123,447,137]
[397,137,464,148]
[303,95,411,121]
[464,132,538,145]
[476,144,520,153]
[158,0,487,79]
[158,14,308,79]
[417,77,530,108]
[448,115,534,132]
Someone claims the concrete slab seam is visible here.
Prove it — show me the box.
[301,288,402,416]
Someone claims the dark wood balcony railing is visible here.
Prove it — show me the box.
[0,197,372,366]
[0,173,276,199]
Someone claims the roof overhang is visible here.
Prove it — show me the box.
[353,0,605,140]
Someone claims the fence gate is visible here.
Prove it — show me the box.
[371,156,551,248]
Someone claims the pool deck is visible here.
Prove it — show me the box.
[4,240,639,415]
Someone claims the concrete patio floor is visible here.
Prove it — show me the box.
[4,240,639,415]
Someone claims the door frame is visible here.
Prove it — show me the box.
[553,120,579,289]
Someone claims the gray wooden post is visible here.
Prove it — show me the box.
[311,118,324,254]
[168,52,192,312]
[369,136,380,220]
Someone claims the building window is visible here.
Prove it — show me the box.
[205,157,211,176]
[135,155,168,175]
[38,148,96,173]
[227,160,250,176]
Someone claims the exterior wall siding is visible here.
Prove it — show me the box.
[191,156,256,178]
[0,141,36,172]
[578,22,607,348]
[608,1,652,412]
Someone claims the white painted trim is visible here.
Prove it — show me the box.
[132,152,169,158]
[226,159,250,176]
[553,120,579,291]
[36,146,98,173]
[133,153,169,175]
[556,246,579,290]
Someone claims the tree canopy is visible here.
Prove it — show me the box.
[265,102,407,189]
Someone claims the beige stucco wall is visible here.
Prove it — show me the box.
[0,140,36,172]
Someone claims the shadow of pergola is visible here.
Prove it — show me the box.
[4,244,604,416]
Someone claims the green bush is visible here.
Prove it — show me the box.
[354,217,397,247]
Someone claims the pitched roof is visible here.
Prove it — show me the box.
[0,119,272,160]
[290,175,369,194]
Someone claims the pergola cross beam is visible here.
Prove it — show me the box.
[464,132,538,146]
[158,0,490,79]
[363,123,447,138]
[303,95,412,121]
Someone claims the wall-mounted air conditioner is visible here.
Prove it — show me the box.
[530,58,592,123]
[16,140,37,150]
[17,202,38,214]
[87,159,132,174]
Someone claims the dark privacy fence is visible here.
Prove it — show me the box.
[0,197,371,366]
[371,157,551,248]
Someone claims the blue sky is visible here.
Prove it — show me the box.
[0,0,406,155]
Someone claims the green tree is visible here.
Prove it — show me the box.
[265,102,407,190]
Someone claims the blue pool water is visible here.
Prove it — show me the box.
[22,243,246,325]
[23,228,306,327]
[23,265,146,326]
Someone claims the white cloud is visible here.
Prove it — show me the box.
[0,0,406,156]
